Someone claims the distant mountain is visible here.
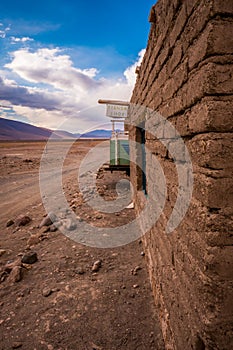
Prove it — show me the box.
[49,129,78,139]
[79,129,112,138]
[0,118,53,140]
[0,117,111,140]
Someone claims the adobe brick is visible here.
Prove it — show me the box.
[148,33,166,68]
[209,20,233,55]
[181,63,233,109]
[146,139,168,158]
[159,95,183,118]
[167,41,183,76]
[149,91,163,111]
[185,0,202,18]
[182,1,213,52]
[204,228,233,246]
[187,21,211,71]
[162,77,176,101]
[211,0,233,15]
[188,133,233,170]
[182,199,233,242]
[188,97,233,133]
[193,173,233,208]
[204,246,233,281]
[149,64,167,93]
[162,60,188,102]
[169,3,187,48]
[172,114,190,136]
[157,42,170,73]
[207,63,233,94]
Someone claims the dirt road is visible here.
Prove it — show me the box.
[0,141,164,350]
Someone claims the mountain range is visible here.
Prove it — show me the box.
[0,117,112,140]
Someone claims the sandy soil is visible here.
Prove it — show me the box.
[0,141,164,350]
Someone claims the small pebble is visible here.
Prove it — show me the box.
[92,260,102,272]
[12,342,22,349]
[42,287,52,297]
[8,266,22,283]
[75,268,85,275]
[0,249,6,257]
[95,214,103,220]
[6,219,14,227]
[21,251,38,264]
[15,215,31,227]
[49,224,57,232]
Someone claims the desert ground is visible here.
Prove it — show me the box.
[0,140,164,350]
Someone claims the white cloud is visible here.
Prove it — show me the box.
[124,49,145,86]
[5,48,100,92]
[11,36,34,43]
[2,47,144,132]
[0,31,5,38]
[0,25,10,38]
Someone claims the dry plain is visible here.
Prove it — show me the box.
[0,140,164,350]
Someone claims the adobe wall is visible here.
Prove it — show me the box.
[129,1,233,349]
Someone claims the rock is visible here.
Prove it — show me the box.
[75,268,85,275]
[133,284,139,289]
[42,287,53,297]
[92,260,102,272]
[90,343,103,350]
[27,234,41,247]
[131,266,142,275]
[12,342,23,349]
[95,214,103,220]
[15,215,31,227]
[76,216,83,222]
[48,211,58,222]
[134,266,141,272]
[16,288,30,298]
[6,219,14,227]
[8,266,22,283]
[39,212,57,227]
[55,220,62,227]
[49,224,57,232]
[39,216,52,227]
[21,251,38,264]
[64,219,77,231]
[0,271,8,283]
[140,251,145,257]
[5,258,22,273]
[0,249,6,257]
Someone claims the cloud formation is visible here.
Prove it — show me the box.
[0,23,10,38]
[2,47,144,131]
[10,36,34,43]
[0,77,59,110]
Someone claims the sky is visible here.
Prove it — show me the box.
[0,0,156,133]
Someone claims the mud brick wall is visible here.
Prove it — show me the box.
[129,1,233,349]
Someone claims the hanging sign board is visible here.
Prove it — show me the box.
[106,104,128,118]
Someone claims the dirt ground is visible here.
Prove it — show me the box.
[0,140,165,350]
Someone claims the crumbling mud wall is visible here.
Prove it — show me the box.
[129,1,233,349]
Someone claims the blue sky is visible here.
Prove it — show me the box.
[0,0,155,132]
